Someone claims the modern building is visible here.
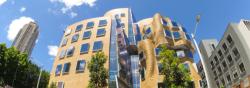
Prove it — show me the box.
[198,39,218,88]
[136,13,201,88]
[12,22,39,57]
[198,20,250,88]
[49,8,201,88]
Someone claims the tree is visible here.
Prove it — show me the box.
[0,43,50,88]
[159,45,192,88]
[87,52,108,88]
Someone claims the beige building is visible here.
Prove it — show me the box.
[49,8,201,88]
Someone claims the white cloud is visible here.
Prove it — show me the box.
[7,16,34,41]
[0,0,7,6]
[20,7,26,13]
[70,12,77,18]
[48,45,58,57]
[50,0,97,13]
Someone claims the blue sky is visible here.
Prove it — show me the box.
[1,0,250,71]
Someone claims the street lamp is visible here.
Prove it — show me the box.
[191,14,211,88]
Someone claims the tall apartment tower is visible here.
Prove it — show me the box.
[12,22,39,57]
[198,20,250,88]
[49,8,201,88]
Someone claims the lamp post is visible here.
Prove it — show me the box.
[36,66,43,88]
[191,15,211,88]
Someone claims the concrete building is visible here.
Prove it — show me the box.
[198,20,250,88]
[12,22,39,57]
[49,8,201,88]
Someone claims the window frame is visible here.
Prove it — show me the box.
[75,24,83,32]
[82,31,92,39]
[96,28,106,37]
[62,62,71,74]
[86,21,94,29]
[80,43,89,54]
[93,41,103,52]
[55,64,62,76]
[76,60,86,72]
[98,20,107,27]
[71,34,79,43]
[66,46,75,57]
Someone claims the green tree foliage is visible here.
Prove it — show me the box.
[87,52,108,88]
[159,45,192,88]
[0,43,50,88]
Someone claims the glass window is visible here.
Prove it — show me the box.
[75,24,83,32]
[71,34,79,43]
[214,56,219,64]
[83,31,91,39]
[185,50,193,58]
[222,61,227,70]
[161,18,168,26]
[80,43,89,54]
[76,60,86,72]
[120,23,125,28]
[183,63,190,71]
[158,63,163,74]
[121,13,125,17]
[232,68,238,79]
[222,43,228,51]
[155,48,161,56]
[233,48,239,57]
[227,55,233,64]
[99,20,107,27]
[173,31,181,39]
[55,64,62,76]
[176,50,185,58]
[59,50,66,59]
[57,82,64,88]
[221,78,225,85]
[218,50,223,57]
[145,27,151,34]
[186,34,191,40]
[96,28,106,37]
[213,70,217,77]
[210,61,214,68]
[227,35,233,44]
[66,46,75,57]
[93,41,103,52]
[226,74,231,83]
[65,29,71,36]
[172,21,178,27]
[164,29,172,38]
[86,22,94,29]
[217,66,222,74]
[61,38,67,47]
[239,63,246,73]
[63,63,71,74]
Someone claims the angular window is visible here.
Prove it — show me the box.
[176,50,185,58]
[121,13,125,17]
[66,46,75,57]
[99,20,107,27]
[55,64,62,76]
[96,28,106,37]
[226,74,231,83]
[239,63,246,73]
[218,50,223,57]
[233,48,239,57]
[71,34,79,43]
[185,50,193,58]
[93,41,103,52]
[172,21,178,27]
[173,31,181,39]
[232,67,238,79]
[120,23,125,28]
[227,55,233,64]
[222,61,227,70]
[80,43,89,54]
[221,78,225,85]
[161,18,168,26]
[227,35,233,44]
[83,31,91,39]
[222,43,228,52]
[213,70,217,77]
[57,82,64,88]
[217,66,222,74]
[63,63,71,74]
[65,29,71,36]
[214,56,219,64]
[76,60,86,72]
[183,63,190,72]
[155,48,161,56]
[61,38,67,47]
[210,61,214,68]
[145,27,151,34]
[86,21,94,29]
[164,29,172,38]
[186,34,191,40]
[59,50,66,59]
[158,63,163,74]
[75,24,83,32]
